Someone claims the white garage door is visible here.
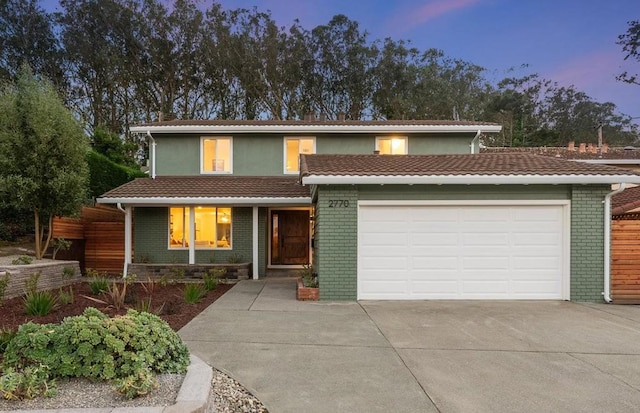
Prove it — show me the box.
[358,203,568,300]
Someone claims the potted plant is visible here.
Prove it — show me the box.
[297,264,318,301]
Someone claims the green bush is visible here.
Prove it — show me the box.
[23,291,59,316]
[203,273,218,292]
[0,365,56,400]
[11,256,33,265]
[1,308,189,399]
[0,327,16,353]
[88,278,109,295]
[87,150,146,199]
[183,283,206,304]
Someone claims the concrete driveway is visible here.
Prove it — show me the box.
[179,279,640,413]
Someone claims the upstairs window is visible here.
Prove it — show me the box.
[169,206,232,249]
[201,137,232,173]
[284,137,315,173]
[376,136,407,155]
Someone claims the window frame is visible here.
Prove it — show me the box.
[283,136,316,174]
[375,136,408,155]
[168,206,233,250]
[200,136,233,174]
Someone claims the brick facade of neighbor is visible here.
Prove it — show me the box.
[570,185,610,302]
[316,186,358,300]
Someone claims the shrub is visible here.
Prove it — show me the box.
[183,283,206,304]
[0,327,16,353]
[0,365,56,400]
[62,266,75,278]
[11,256,33,265]
[87,150,146,199]
[24,272,41,295]
[57,287,74,305]
[51,238,71,260]
[88,278,109,295]
[23,291,59,316]
[1,308,189,399]
[203,273,218,292]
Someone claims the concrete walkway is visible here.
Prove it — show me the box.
[179,279,640,413]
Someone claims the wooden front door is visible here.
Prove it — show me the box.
[271,210,310,265]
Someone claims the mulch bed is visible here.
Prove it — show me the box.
[0,281,233,331]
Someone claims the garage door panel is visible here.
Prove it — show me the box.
[358,204,566,300]
[409,233,459,246]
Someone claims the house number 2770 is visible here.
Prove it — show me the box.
[328,200,350,207]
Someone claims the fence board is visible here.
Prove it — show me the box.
[611,218,640,302]
[85,222,126,275]
[51,217,84,239]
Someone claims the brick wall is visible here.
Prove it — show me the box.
[316,186,358,300]
[571,185,610,301]
[0,261,82,299]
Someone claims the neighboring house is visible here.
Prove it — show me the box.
[97,119,640,302]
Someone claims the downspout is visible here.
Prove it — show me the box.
[117,202,129,278]
[147,131,156,179]
[470,130,481,154]
[603,183,626,303]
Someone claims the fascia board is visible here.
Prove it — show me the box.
[129,125,502,134]
[96,197,312,205]
[301,175,640,185]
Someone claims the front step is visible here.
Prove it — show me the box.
[264,269,301,278]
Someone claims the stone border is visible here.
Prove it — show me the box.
[6,355,213,413]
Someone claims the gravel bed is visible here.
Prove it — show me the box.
[0,369,268,412]
[0,373,184,411]
[211,368,268,413]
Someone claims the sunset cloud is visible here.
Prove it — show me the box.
[388,0,482,34]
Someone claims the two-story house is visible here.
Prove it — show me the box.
[97,119,640,302]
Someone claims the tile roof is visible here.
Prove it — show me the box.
[99,176,309,200]
[134,119,500,128]
[300,153,640,177]
[612,185,640,215]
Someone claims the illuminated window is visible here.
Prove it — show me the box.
[201,137,232,173]
[285,137,315,173]
[169,207,232,249]
[376,136,407,155]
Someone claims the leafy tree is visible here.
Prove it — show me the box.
[0,0,65,87]
[91,126,138,167]
[0,66,88,258]
[617,20,640,86]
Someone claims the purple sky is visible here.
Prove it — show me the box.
[42,0,639,118]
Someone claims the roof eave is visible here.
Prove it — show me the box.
[301,175,640,185]
[129,125,502,134]
[96,196,312,205]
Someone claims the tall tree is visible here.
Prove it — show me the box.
[617,20,640,86]
[0,66,88,259]
[0,0,65,86]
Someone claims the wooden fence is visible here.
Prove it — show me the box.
[611,218,640,303]
[52,205,127,275]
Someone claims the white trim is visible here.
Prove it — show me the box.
[357,200,571,300]
[579,159,640,165]
[375,136,408,155]
[284,136,316,174]
[302,174,640,185]
[123,205,132,278]
[97,197,312,205]
[200,136,233,174]
[188,207,195,264]
[603,183,626,302]
[358,199,571,206]
[131,124,503,134]
[252,206,259,280]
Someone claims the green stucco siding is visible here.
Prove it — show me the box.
[155,135,199,175]
[153,132,479,176]
[358,185,571,201]
[570,185,609,302]
[133,207,254,265]
[316,186,358,300]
